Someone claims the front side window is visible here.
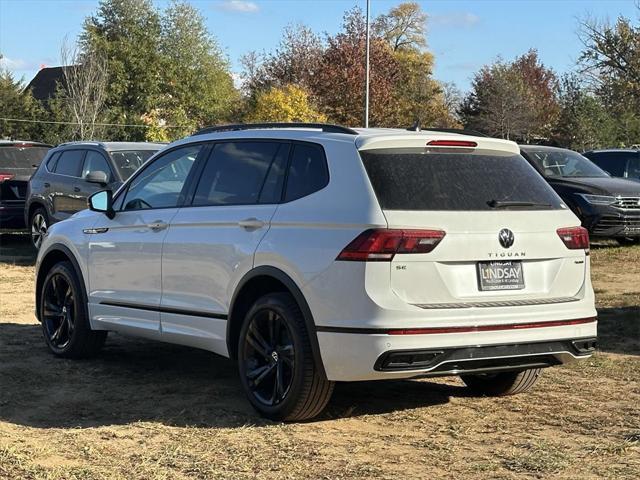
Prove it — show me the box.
[122,145,201,211]
[525,149,608,178]
[193,142,283,206]
[360,148,564,211]
[110,150,157,180]
[54,150,85,177]
[82,151,112,181]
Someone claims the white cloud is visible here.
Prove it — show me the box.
[215,1,259,14]
[0,57,29,70]
[430,12,480,28]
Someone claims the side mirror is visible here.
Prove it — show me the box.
[88,190,115,219]
[86,170,109,185]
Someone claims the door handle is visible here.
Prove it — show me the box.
[238,218,265,230]
[74,187,81,192]
[148,221,168,231]
[44,182,50,188]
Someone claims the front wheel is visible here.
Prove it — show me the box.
[460,368,542,396]
[40,261,107,358]
[238,293,334,421]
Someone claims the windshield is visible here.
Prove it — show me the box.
[524,149,609,178]
[359,148,564,211]
[110,150,157,180]
[0,146,51,173]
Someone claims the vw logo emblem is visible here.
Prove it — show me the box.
[499,228,514,249]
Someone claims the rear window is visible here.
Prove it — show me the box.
[359,148,564,211]
[0,146,50,171]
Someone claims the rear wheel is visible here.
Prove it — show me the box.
[460,368,542,396]
[30,207,48,250]
[40,261,107,358]
[238,293,334,421]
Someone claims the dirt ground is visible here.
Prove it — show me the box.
[0,233,638,480]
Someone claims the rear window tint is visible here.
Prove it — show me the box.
[0,146,50,171]
[359,148,564,211]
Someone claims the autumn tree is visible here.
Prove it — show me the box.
[311,7,400,127]
[245,85,326,123]
[373,2,427,51]
[461,51,558,141]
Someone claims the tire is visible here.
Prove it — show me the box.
[30,207,49,250]
[238,292,334,421]
[616,237,639,246]
[40,261,107,358]
[460,368,542,396]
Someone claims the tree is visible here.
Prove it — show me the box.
[81,0,163,140]
[158,0,238,138]
[59,39,108,140]
[245,85,326,123]
[373,2,427,51]
[461,51,559,141]
[0,61,43,140]
[312,7,400,126]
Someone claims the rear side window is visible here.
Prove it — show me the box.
[585,152,628,177]
[54,150,85,177]
[284,144,329,202]
[193,141,282,206]
[46,152,61,172]
[360,148,564,211]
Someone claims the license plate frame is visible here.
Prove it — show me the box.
[477,260,525,291]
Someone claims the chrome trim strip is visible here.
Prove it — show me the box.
[413,296,580,309]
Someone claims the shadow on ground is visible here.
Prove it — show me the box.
[597,306,640,356]
[0,322,456,429]
[0,233,36,266]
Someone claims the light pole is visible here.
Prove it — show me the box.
[364,0,370,128]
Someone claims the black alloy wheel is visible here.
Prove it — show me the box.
[42,273,75,350]
[242,309,295,406]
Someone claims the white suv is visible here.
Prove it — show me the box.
[35,124,597,421]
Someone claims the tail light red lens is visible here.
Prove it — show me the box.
[557,226,589,252]
[337,229,446,261]
[0,173,15,182]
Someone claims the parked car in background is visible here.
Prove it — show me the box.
[25,141,164,248]
[583,149,640,183]
[520,145,640,244]
[0,141,52,230]
[34,124,596,421]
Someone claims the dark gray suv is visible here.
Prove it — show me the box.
[25,141,164,248]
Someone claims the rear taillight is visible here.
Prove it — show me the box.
[557,226,589,253]
[337,229,446,261]
[426,140,477,148]
[0,173,15,182]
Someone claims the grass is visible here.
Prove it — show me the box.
[0,234,639,479]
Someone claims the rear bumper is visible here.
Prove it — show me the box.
[316,319,597,381]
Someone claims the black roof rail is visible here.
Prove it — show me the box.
[413,127,491,138]
[193,123,359,136]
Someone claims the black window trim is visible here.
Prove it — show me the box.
[115,142,211,213]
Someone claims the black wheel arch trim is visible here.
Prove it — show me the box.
[228,266,326,377]
[36,243,88,323]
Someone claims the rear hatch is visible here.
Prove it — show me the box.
[358,140,588,307]
[0,144,51,203]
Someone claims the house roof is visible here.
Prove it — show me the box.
[26,66,73,101]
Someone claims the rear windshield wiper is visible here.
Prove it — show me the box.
[487,200,553,209]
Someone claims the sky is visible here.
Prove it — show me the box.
[0,0,638,92]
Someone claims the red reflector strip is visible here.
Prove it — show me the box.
[426,140,478,148]
[387,317,596,335]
